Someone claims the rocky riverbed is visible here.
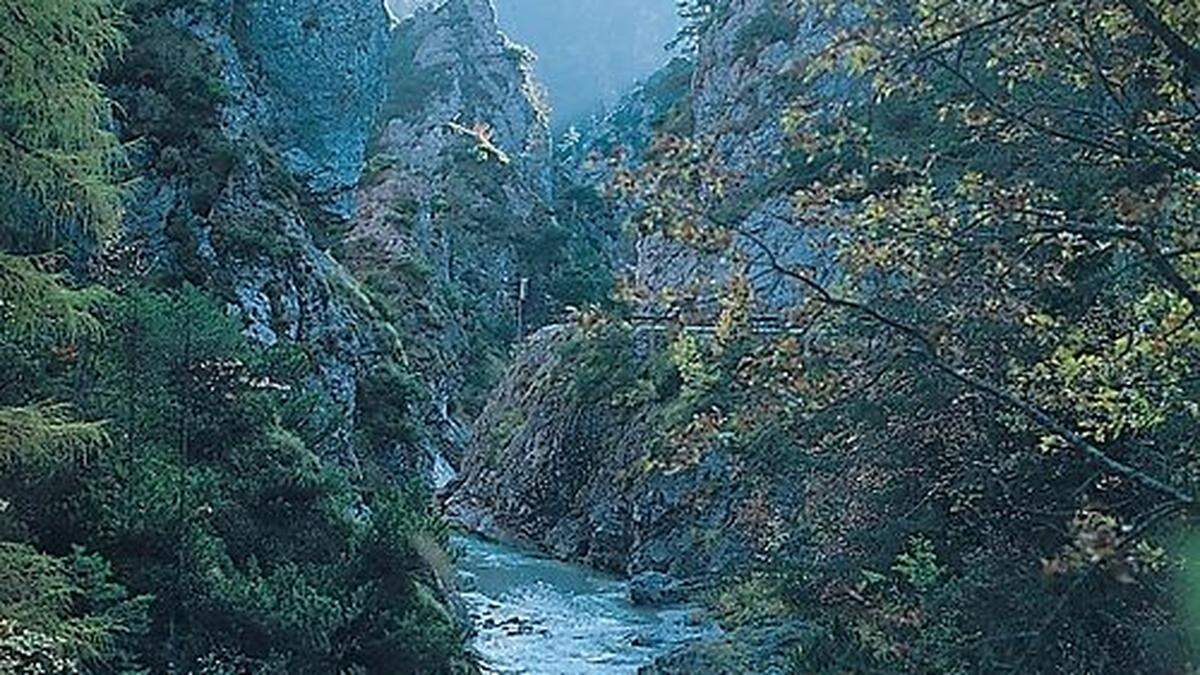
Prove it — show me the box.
[454,535,716,674]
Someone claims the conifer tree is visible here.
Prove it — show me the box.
[0,0,123,463]
[0,0,126,235]
[0,1,138,670]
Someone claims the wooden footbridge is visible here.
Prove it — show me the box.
[542,313,811,337]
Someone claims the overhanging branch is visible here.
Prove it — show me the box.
[1121,0,1200,81]
[728,220,1197,508]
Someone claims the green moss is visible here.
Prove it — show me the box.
[362,154,401,186]
[649,58,698,137]
[488,408,527,451]
[559,323,641,405]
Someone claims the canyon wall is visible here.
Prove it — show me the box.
[448,0,839,575]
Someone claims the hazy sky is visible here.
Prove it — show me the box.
[383,0,681,126]
[493,0,682,126]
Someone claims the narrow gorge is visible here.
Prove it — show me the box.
[2,0,1198,673]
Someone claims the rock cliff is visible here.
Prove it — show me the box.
[229,0,390,211]
[122,0,603,483]
[556,56,695,274]
[446,322,808,578]
[634,0,857,314]
[447,0,847,571]
[114,0,432,473]
[347,0,585,460]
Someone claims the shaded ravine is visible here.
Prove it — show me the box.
[455,535,715,674]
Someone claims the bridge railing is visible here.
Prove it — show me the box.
[547,313,808,336]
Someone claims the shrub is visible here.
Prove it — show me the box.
[356,361,428,452]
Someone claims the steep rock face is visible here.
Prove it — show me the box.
[144,0,388,192]
[446,0,856,586]
[118,1,431,473]
[557,57,695,273]
[635,0,854,314]
[373,0,551,183]
[218,0,389,212]
[573,57,695,161]
[447,324,807,578]
[348,0,555,453]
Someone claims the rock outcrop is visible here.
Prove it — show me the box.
[446,323,807,578]
[556,57,695,273]
[634,0,857,314]
[117,0,431,473]
[228,0,390,212]
[628,571,687,606]
[347,0,557,454]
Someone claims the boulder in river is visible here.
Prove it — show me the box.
[629,571,686,606]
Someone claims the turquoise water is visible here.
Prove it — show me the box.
[455,535,712,674]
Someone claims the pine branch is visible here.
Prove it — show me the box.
[0,402,109,465]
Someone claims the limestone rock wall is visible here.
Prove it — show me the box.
[634,0,856,315]
[348,0,556,451]
[446,325,806,578]
[119,0,433,474]
[231,0,389,210]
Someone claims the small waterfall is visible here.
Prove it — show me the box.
[430,449,458,490]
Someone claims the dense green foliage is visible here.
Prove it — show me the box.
[1,2,469,672]
[0,0,126,239]
[1,1,142,669]
[621,0,1200,672]
[3,286,466,672]
[105,7,236,216]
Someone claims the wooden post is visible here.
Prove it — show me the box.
[517,277,529,338]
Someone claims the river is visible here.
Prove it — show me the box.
[454,535,714,674]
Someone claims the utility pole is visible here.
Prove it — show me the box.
[517,277,529,338]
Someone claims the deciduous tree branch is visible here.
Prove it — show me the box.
[727,218,1197,509]
[1121,0,1200,81]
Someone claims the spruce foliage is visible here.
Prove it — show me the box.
[0,0,126,236]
